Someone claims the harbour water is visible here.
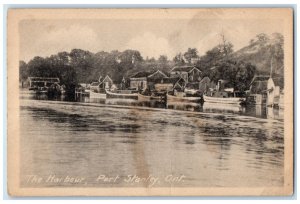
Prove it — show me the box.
[20,90,284,187]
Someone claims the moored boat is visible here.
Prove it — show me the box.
[106,90,138,100]
[167,93,202,103]
[203,95,245,105]
[137,93,163,101]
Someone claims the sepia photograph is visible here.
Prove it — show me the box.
[7,8,294,196]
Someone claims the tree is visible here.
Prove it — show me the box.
[158,55,168,63]
[19,60,28,81]
[183,48,198,64]
[218,33,234,58]
[209,59,256,92]
[256,33,270,44]
[173,53,185,65]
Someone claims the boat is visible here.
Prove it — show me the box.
[137,93,163,101]
[203,95,245,105]
[106,90,138,100]
[167,93,202,103]
[89,91,106,99]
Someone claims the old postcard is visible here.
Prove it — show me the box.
[7,8,293,196]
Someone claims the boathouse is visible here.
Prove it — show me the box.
[28,77,60,89]
[147,70,168,91]
[246,76,270,105]
[90,75,114,92]
[267,77,283,107]
[170,65,202,82]
[129,71,152,91]
[154,77,185,92]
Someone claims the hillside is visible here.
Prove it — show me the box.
[230,33,284,77]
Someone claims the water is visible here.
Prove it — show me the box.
[20,90,284,187]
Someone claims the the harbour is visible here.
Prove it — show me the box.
[20,89,284,187]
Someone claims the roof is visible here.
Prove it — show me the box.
[156,77,185,85]
[249,75,270,85]
[272,77,284,88]
[28,77,60,83]
[130,71,153,78]
[147,70,168,79]
[171,65,201,73]
[90,82,100,86]
[101,75,113,83]
[250,81,268,94]
[200,76,211,84]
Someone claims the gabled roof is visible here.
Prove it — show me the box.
[130,71,153,78]
[147,70,167,79]
[250,81,268,94]
[200,76,211,84]
[90,82,100,86]
[101,75,113,83]
[170,65,201,73]
[272,77,284,88]
[156,77,185,85]
[249,75,270,85]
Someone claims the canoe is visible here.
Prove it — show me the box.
[167,93,202,103]
[203,95,244,105]
[106,90,138,100]
[137,93,163,101]
[89,91,106,99]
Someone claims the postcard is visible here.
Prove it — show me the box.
[7,8,294,196]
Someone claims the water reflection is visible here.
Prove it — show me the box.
[20,90,284,187]
[20,90,284,120]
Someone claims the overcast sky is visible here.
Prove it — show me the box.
[19,18,283,62]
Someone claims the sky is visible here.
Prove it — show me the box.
[19,17,284,62]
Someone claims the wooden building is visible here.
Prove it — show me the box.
[129,70,167,91]
[246,76,270,105]
[170,65,202,83]
[267,77,283,107]
[90,75,114,92]
[154,77,185,92]
[28,77,60,89]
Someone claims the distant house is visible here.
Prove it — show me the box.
[89,82,101,92]
[101,75,114,90]
[129,70,167,91]
[170,65,202,82]
[90,75,114,92]
[246,75,271,105]
[129,71,151,91]
[267,77,283,107]
[28,77,60,89]
[199,76,212,94]
[147,70,168,90]
[154,77,185,92]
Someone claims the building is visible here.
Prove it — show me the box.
[246,75,270,105]
[90,75,114,92]
[267,77,283,107]
[28,77,60,89]
[154,77,185,92]
[198,76,213,94]
[129,70,167,91]
[170,65,202,82]
[101,75,114,90]
[147,70,168,91]
[129,71,151,91]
